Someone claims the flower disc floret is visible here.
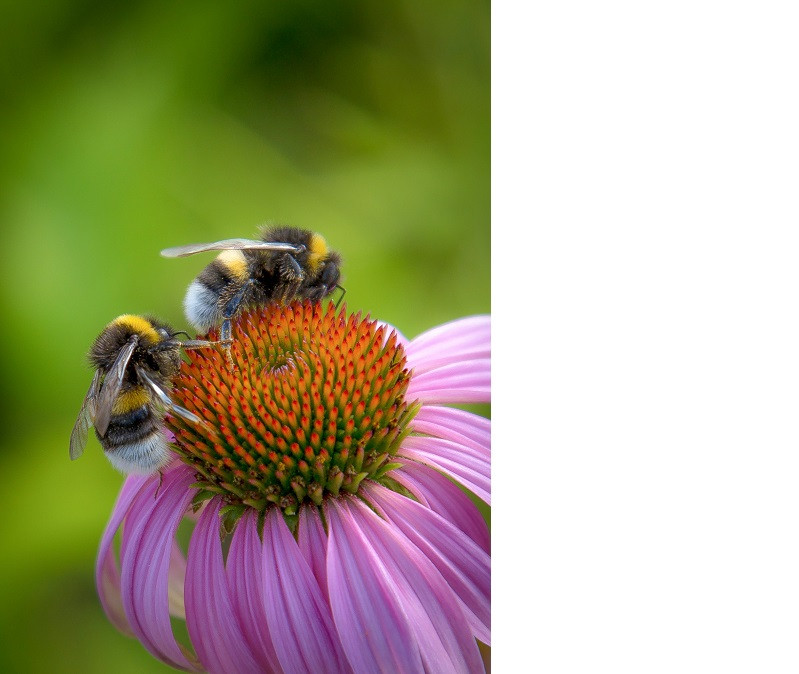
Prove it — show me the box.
[167,302,415,519]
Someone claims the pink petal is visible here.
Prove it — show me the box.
[408,315,489,352]
[185,499,261,674]
[406,428,489,466]
[411,405,491,453]
[399,435,491,505]
[96,473,149,636]
[227,511,282,674]
[261,508,352,674]
[364,483,491,644]
[392,461,490,553]
[325,499,423,673]
[406,315,490,374]
[406,359,491,404]
[326,497,484,673]
[297,505,329,594]
[119,463,200,671]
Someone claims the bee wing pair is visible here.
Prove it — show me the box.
[69,335,201,462]
[69,370,100,462]
[160,239,305,258]
[69,335,139,462]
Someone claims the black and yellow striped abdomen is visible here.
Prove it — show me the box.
[96,386,171,474]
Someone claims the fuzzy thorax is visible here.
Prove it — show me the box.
[306,233,329,276]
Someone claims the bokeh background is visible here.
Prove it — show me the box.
[0,1,489,672]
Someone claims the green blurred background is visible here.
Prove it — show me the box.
[0,1,488,671]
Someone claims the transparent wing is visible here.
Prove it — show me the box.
[136,366,205,426]
[94,336,139,438]
[160,239,304,258]
[69,370,101,460]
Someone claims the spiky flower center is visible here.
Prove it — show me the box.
[167,302,414,521]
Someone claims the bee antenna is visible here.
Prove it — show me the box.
[171,330,191,339]
[334,284,347,309]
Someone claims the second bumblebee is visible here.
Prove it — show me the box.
[161,226,343,342]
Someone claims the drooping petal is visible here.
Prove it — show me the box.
[326,499,423,673]
[168,540,187,619]
[364,483,491,644]
[227,511,282,674]
[406,359,491,404]
[406,315,490,374]
[185,499,261,674]
[119,463,200,671]
[261,508,352,674]
[96,473,149,636]
[297,505,329,594]
[399,435,491,505]
[411,405,490,454]
[393,461,490,553]
[326,497,484,674]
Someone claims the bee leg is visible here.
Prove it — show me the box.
[218,280,254,368]
[273,255,305,304]
[180,338,220,350]
[221,280,253,333]
[154,469,165,498]
[282,280,303,305]
[280,254,305,280]
[219,318,235,369]
[220,318,232,344]
[334,284,347,308]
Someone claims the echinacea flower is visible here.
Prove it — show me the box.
[96,302,490,673]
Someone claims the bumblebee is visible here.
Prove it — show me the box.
[161,226,342,343]
[69,315,215,474]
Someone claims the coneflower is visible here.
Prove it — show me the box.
[97,302,490,673]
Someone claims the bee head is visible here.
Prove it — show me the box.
[144,325,187,377]
[303,250,342,301]
[318,251,342,286]
[90,315,158,370]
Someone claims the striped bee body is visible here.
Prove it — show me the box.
[70,315,214,474]
[163,226,342,342]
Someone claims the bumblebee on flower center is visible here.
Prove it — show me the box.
[167,301,416,522]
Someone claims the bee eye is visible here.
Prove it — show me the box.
[320,262,340,285]
[156,328,170,340]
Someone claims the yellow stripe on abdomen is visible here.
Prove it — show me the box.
[112,387,150,415]
[217,250,249,280]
